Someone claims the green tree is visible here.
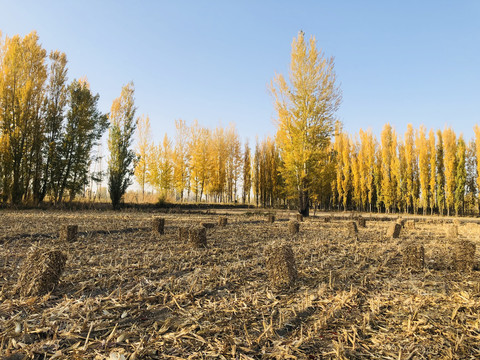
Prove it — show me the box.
[108,82,137,210]
[271,31,342,216]
[55,79,108,203]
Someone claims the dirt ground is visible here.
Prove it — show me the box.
[1,209,480,359]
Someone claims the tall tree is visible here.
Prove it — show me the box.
[39,51,68,203]
[55,78,108,203]
[271,31,342,216]
[380,124,397,213]
[428,129,436,214]
[134,115,151,201]
[416,126,430,215]
[455,135,466,216]
[108,82,137,210]
[172,119,190,202]
[436,130,446,215]
[242,141,252,204]
[443,127,457,216]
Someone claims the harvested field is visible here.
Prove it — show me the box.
[2,210,480,359]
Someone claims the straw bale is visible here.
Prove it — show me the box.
[405,220,415,230]
[59,225,78,242]
[189,226,207,248]
[15,247,67,297]
[357,217,366,228]
[178,226,190,241]
[296,214,303,222]
[218,217,228,226]
[453,240,475,271]
[265,243,297,288]
[387,223,402,238]
[267,214,275,223]
[402,243,424,270]
[347,221,358,237]
[202,222,215,229]
[288,220,300,235]
[152,217,165,235]
[447,225,458,239]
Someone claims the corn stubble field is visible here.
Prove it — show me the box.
[1,210,480,359]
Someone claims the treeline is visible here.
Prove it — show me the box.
[139,120,480,216]
[332,124,480,216]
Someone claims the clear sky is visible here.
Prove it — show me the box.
[1,0,479,143]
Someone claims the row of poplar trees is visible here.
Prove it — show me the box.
[333,124,480,216]
[0,31,137,208]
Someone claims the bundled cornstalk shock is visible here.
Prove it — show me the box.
[402,242,424,270]
[357,217,366,228]
[447,225,459,239]
[189,226,207,248]
[347,221,358,239]
[288,220,300,235]
[178,226,190,241]
[405,220,415,230]
[152,217,165,235]
[59,225,78,242]
[453,240,475,271]
[15,247,67,297]
[267,214,275,223]
[387,222,402,239]
[265,243,297,289]
[296,214,303,222]
[218,217,228,227]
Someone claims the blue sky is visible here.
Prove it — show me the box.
[1,0,479,143]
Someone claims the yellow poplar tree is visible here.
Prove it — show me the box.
[428,130,436,214]
[380,124,397,212]
[271,31,341,216]
[443,127,457,216]
[172,119,190,202]
[134,115,151,201]
[416,125,430,215]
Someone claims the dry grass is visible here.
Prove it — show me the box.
[1,210,480,359]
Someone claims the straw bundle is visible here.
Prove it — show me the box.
[387,223,402,238]
[189,226,207,248]
[15,247,67,297]
[178,226,190,241]
[152,217,165,235]
[218,217,228,227]
[59,225,78,242]
[453,240,475,271]
[265,243,297,288]
[288,220,300,235]
[357,217,366,228]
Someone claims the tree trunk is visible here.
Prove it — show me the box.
[299,187,309,217]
